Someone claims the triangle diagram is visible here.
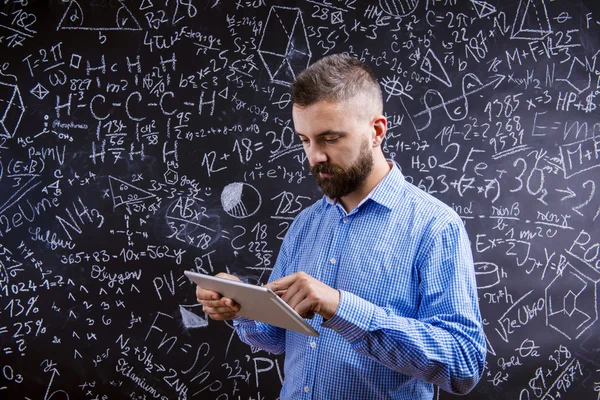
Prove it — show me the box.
[470,0,497,18]
[57,0,142,31]
[420,49,452,88]
[180,305,209,329]
[139,0,154,11]
[108,176,157,209]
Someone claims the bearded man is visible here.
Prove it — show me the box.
[196,54,486,400]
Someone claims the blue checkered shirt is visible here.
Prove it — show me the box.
[234,161,486,399]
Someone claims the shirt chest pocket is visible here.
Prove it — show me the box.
[335,246,419,316]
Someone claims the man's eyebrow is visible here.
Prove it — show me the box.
[295,130,347,137]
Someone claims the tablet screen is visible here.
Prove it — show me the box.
[185,271,319,337]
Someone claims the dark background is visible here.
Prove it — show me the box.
[1,0,600,398]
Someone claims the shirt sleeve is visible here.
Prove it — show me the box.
[232,218,297,355]
[321,218,487,395]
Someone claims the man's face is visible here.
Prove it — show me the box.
[292,96,374,199]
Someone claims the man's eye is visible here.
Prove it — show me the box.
[324,138,338,143]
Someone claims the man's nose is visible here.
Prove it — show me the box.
[306,144,327,166]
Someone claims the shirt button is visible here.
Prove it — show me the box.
[330,257,336,264]
[343,217,349,224]
[310,341,317,349]
[304,386,310,393]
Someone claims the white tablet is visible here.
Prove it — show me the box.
[185,271,319,337]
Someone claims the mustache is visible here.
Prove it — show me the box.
[311,163,345,175]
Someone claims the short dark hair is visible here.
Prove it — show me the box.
[291,53,383,112]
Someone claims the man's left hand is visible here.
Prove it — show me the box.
[266,272,340,320]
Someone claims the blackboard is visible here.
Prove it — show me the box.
[1,0,600,399]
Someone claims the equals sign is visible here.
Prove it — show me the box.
[221,230,230,240]
[177,275,189,287]
[140,252,146,256]
[254,142,264,151]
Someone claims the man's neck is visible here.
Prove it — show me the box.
[339,157,391,213]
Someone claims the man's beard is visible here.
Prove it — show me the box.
[310,139,373,199]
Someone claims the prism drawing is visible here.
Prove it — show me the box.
[0,81,25,139]
[258,6,312,86]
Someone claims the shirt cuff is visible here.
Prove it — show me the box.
[233,316,256,326]
[321,290,376,343]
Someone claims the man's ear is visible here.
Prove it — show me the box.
[372,115,387,147]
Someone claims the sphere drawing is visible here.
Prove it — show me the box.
[221,182,262,218]
[379,0,419,17]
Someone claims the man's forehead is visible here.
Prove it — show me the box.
[294,129,347,137]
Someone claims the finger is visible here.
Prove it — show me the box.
[220,297,240,310]
[215,272,241,282]
[196,286,221,301]
[274,290,286,297]
[203,305,239,314]
[202,298,240,310]
[198,291,221,301]
[295,298,317,319]
[201,299,229,308]
[280,281,302,305]
[206,311,237,321]
[266,273,298,292]
[285,285,308,312]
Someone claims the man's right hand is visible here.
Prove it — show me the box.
[195,272,241,320]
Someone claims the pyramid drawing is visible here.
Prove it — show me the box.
[57,0,142,31]
[511,0,552,40]
[470,0,497,18]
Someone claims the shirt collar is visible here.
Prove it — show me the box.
[324,160,405,211]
